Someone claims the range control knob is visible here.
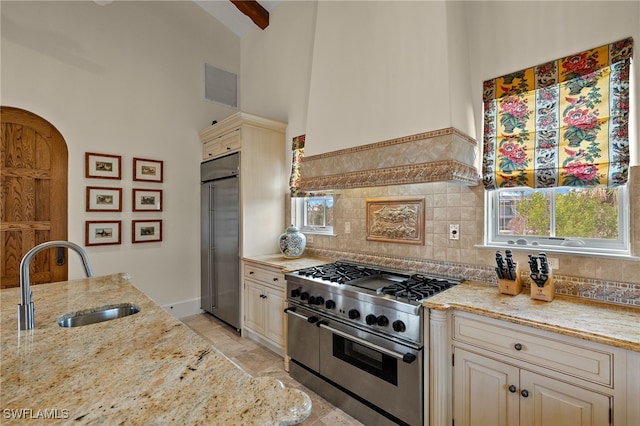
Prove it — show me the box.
[308,296,316,305]
[348,309,360,320]
[300,292,309,301]
[392,320,406,332]
[290,289,301,298]
[365,314,377,325]
[325,300,336,309]
[315,296,325,306]
[376,315,389,327]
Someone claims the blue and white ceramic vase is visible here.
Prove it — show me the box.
[279,225,306,258]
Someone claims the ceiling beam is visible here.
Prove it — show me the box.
[230,0,269,30]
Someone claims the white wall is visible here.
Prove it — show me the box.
[1,1,240,307]
[462,1,640,165]
[242,1,639,160]
[305,1,453,156]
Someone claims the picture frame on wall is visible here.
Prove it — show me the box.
[365,198,425,245]
[133,157,163,182]
[132,220,162,243]
[85,152,122,180]
[85,220,122,246]
[133,189,163,212]
[86,186,123,212]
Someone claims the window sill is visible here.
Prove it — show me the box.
[476,244,640,261]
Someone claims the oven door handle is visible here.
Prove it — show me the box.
[318,322,418,363]
[284,307,319,323]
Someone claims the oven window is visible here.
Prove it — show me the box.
[333,334,398,385]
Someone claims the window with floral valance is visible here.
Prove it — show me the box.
[288,135,334,235]
[482,37,633,191]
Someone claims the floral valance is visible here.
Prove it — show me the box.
[290,134,325,198]
[482,37,633,190]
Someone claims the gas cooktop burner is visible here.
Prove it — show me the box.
[295,261,461,303]
[378,275,457,302]
[297,262,381,284]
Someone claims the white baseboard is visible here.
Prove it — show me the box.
[161,298,202,318]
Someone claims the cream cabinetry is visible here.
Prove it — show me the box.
[242,260,286,356]
[199,112,286,259]
[450,311,626,426]
[202,128,241,158]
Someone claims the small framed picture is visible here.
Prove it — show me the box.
[85,220,122,246]
[86,186,123,212]
[85,152,122,180]
[133,157,163,182]
[133,189,163,212]
[132,220,162,243]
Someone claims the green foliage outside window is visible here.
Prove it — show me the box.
[509,188,619,239]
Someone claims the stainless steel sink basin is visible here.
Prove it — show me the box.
[57,303,140,328]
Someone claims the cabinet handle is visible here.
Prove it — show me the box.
[514,343,523,351]
[249,271,254,275]
[508,385,517,393]
[273,277,279,282]
[226,146,231,150]
[521,389,529,398]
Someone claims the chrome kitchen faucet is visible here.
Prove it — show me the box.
[17,241,94,330]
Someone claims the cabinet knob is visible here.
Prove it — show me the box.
[514,343,523,351]
[226,146,231,150]
[521,389,529,398]
[508,385,517,393]
[249,271,254,275]
[273,277,278,282]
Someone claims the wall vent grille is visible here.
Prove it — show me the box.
[204,63,237,108]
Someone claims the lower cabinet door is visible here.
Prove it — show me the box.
[520,370,610,426]
[244,281,264,334]
[453,348,520,426]
[264,286,285,346]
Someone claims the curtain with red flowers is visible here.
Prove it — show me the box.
[482,37,633,190]
[289,135,306,197]
[289,134,323,197]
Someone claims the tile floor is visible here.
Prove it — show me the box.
[181,313,364,426]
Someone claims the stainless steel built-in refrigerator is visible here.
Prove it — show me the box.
[200,153,240,330]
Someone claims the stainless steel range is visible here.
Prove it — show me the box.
[285,261,461,426]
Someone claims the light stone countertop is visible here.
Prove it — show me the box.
[242,254,334,273]
[0,273,311,425]
[422,281,640,352]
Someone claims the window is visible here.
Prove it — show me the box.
[487,185,629,255]
[482,38,633,257]
[294,195,334,235]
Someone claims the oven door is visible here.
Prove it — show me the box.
[318,319,423,426]
[285,304,320,372]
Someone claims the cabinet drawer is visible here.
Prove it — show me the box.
[244,263,285,289]
[452,313,614,386]
[203,129,241,159]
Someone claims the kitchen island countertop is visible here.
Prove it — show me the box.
[0,273,311,424]
[422,281,640,352]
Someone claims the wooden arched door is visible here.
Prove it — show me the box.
[1,106,68,288]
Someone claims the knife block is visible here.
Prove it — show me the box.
[497,267,522,295]
[530,271,555,302]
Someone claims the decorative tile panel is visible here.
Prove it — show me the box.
[298,127,480,190]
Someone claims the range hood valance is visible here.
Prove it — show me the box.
[298,127,480,191]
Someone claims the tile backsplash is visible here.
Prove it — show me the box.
[295,137,640,308]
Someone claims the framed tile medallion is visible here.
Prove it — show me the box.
[366,198,425,245]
